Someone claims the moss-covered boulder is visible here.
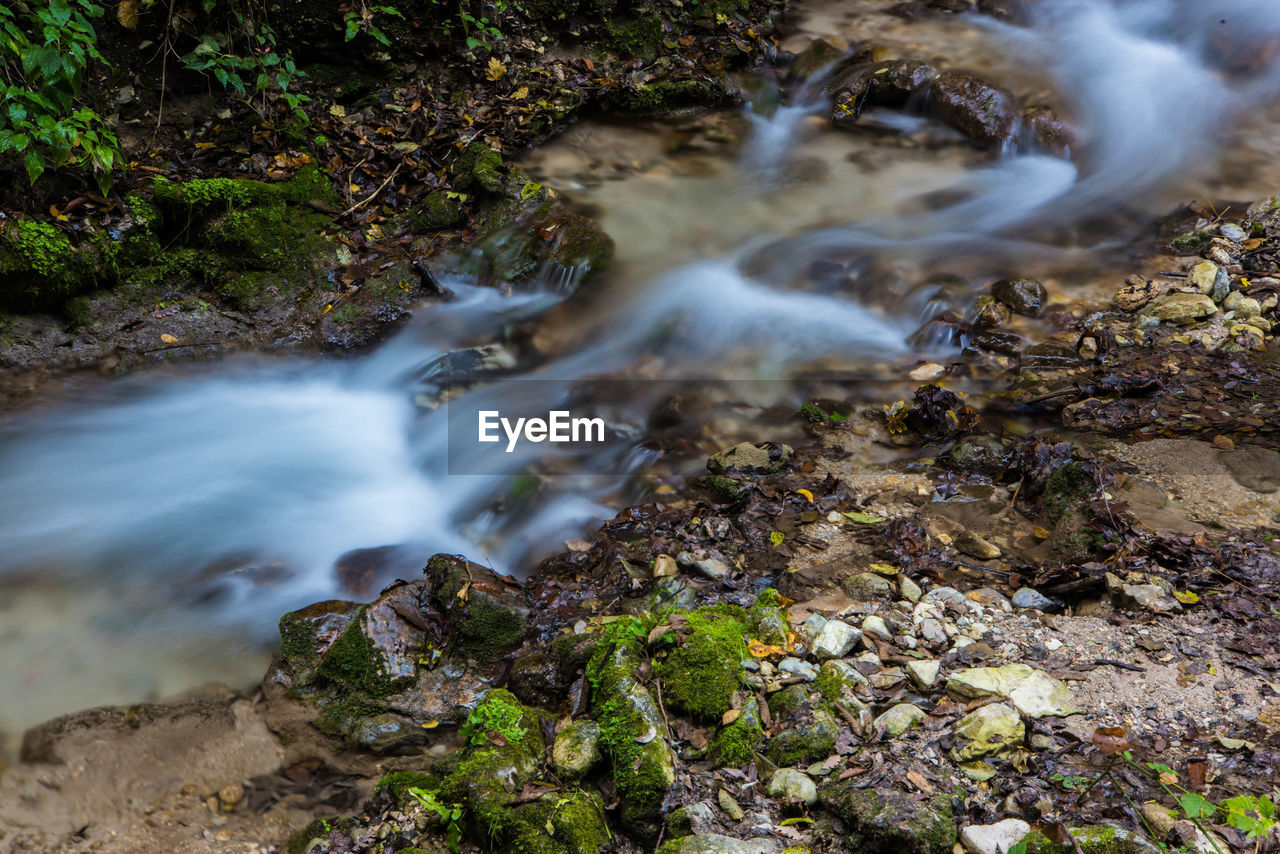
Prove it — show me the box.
[708,697,763,767]
[653,605,749,721]
[0,219,119,312]
[586,621,677,841]
[1021,825,1162,853]
[818,783,957,854]
[425,554,531,665]
[765,708,840,766]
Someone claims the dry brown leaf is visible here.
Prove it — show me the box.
[721,709,741,726]
[116,0,139,29]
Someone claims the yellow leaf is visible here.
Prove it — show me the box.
[1173,590,1200,605]
[721,709,741,726]
[117,0,139,29]
[194,142,217,150]
[513,86,529,99]
[868,563,899,576]
[747,639,784,658]
[486,57,507,81]
[796,488,814,502]
[160,333,179,344]
[770,531,785,546]
[329,104,346,117]
[421,720,440,729]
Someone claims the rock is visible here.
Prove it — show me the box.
[349,712,427,753]
[1140,292,1217,322]
[1106,572,1183,615]
[653,554,678,577]
[861,614,892,642]
[951,702,1025,761]
[765,710,840,766]
[919,618,948,647]
[1023,105,1075,156]
[875,703,926,736]
[960,819,1031,854]
[790,38,844,81]
[832,60,937,126]
[551,720,602,779]
[707,442,794,475]
[812,620,859,660]
[1187,261,1231,302]
[766,768,818,805]
[778,657,818,681]
[676,551,731,580]
[1219,223,1248,242]
[955,532,1001,560]
[900,576,923,602]
[1113,276,1166,311]
[909,363,947,382]
[819,784,957,854]
[970,295,1012,329]
[1221,446,1280,493]
[992,277,1047,316]
[668,801,719,838]
[1011,588,1056,611]
[947,664,1080,718]
[718,788,745,820]
[928,71,1017,146]
[656,835,783,854]
[1018,825,1162,853]
[1223,291,1262,318]
[843,571,895,599]
[906,659,941,689]
[801,613,829,637]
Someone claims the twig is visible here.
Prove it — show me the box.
[1093,658,1145,672]
[339,162,400,218]
[151,0,179,147]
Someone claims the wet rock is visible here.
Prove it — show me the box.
[790,38,844,81]
[349,712,426,753]
[507,651,566,708]
[812,619,859,660]
[843,571,895,599]
[906,659,941,689]
[1023,105,1075,156]
[875,703,926,736]
[1219,223,1248,242]
[551,719,602,779]
[1019,342,1081,369]
[1113,276,1166,311]
[707,442,794,475]
[961,819,1031,854]
[1139,292,1217,323]
[969,295,1012,329]
[831,60,937,126]
[1169,229,1215,256]
[1187,261,1231,302]
[426,554,530,665]
[951,702,1024,761]
[277,599,364,683]
[928,72,1017,146]
[1011,588,1056,611]
[947,663,1080,718]
[992,277,1047,316]
[656,836,783,854]
[819,784,957,854]
[972,330,1024,355]
[955,532,1001,560]
[766,768,818,806]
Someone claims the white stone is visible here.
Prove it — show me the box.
[906,659,941,689]
[861,614,892,642]
[960,819,1032,854]
[812,620,858,660]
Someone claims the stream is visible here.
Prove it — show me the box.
[3,0,1280,737]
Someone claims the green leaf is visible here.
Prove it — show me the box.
[1177,793,1215,820]
[842,511,885,524]
[24,150,44,183]
[344,17,360,41]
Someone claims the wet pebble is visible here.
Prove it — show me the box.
[992,277,1047,316]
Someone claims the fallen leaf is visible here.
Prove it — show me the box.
[796,488,814,502]
[843,511,885,524]
[1091,725,1131,755]
[486,57,507,81]
[1173,590,1200,605]
[721,709,741,726]
[159,333,179,344]
[513,86,529,99]
[116,0,139,29]
[747,639,784,658]
[329,104,346,117]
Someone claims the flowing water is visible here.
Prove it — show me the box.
[4,0,1280,735]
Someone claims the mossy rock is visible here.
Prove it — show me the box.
[708,698,763,767]
[652,605,749,721]
[601,13,664,59]
[374,770,437,806]
[765,709,839,766]
[616,75,741,115]
[426,554,530,664]
[507,790,611,854]
[1021,825,1160,853]
[817,783,956,854]
[451,142,505,194]
[0,220,119,312]
[1041,461,1096,522]
[767,684,808,719]
[314,605,414,697]
[407,191,463,231]
[278,599,362,679]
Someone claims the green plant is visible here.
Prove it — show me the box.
[407,787,464,852]
[0,0,122,190]
[432,0,509,50]
[342,2,403,46]
[179,0,309,122]
[459,693,527,746]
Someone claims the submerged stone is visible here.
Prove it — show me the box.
[928,71,1017,146]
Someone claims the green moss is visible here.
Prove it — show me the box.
[602,14,663,59]
[749,588,790,646]
[653,606,748,721]
[1168,230,1213,256]
[813,668,843,702]
[768,683,807,718]
[0,220,118,311]
[428,555,530,664]
[818,784,957,854]
[1043,461,1096,522]
[766,710,839,766]
[544,213,614,275]
[314,607,411,697]
[285,815,360,854]
[462,689,544,755]
[708,475,748,503]
[709,704,763,767]
[1022,825,1151,854]
[408,191,463,231]
[507,790,611,854]
[312,692,387,736]
[452,142,505,194]
[617,76,736,114]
